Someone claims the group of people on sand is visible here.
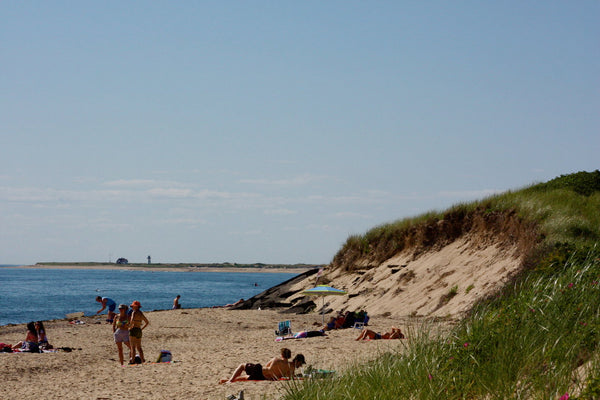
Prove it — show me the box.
[220,347,306,383]
[96,296,149,365]
[323,309,369,331]
[218,323,403,384]
[7,321,52,353]
[94,292,402,375]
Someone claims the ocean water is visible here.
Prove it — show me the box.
[0,266,298,326]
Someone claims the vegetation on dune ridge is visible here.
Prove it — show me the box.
[283,170,600,399]
[331,170,600,273]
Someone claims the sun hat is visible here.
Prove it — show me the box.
[130,300,141,309]
[118,304,128,310]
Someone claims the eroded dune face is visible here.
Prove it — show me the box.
[244,210,537,319]
[289,237,523,318]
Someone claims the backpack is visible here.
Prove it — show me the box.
[156,350,172,363]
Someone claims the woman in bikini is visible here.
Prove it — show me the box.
[112,304,133,365]
[128,300,149,363]
[355,326,404,341]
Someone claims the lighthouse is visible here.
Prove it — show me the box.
[147,255,151,265]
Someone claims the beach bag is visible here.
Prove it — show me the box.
[156,350,172,363]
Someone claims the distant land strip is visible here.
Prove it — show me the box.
[32,262,324,272]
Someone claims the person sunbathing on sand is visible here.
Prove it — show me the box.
[355,326,404,341]
[277,329,327,340]
[12,321,38,351]
[219,349,305,383]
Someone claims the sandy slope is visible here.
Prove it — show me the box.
[241,236,523,319]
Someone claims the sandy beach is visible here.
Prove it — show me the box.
[2,226,522,399]
[0,308,421,400]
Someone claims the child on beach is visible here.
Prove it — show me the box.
[128,300,149,363]
[112,304,133,365]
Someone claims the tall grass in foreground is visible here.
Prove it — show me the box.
[282,249,600,400]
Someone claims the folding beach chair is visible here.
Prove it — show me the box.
[275,320,292,336]
[353,312,369,330]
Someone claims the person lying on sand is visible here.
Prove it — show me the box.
[219,349,305,383]
[211,299,245,309]
[277,329,327,341]
[355,326,404,341]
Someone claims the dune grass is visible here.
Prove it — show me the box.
[333,171,600,272]
[283,248,600,399]
[284,171,600,399]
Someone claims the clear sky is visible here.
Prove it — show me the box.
[1,1,598,265]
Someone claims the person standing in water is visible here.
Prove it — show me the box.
[128,300,149,363]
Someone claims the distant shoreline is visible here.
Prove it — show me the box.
[13,262,322,274]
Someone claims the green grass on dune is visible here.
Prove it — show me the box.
[333,171,600,272]
[284,171,600,399]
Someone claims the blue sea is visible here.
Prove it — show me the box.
[0,266,299,326]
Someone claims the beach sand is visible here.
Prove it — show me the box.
[3,231,519,399]
[0,308,422,400]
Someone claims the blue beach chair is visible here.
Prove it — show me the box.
[275,320,292,336]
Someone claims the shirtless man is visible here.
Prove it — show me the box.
[219,349,306,383]
[128,300,149,363]
[173,295,181,309]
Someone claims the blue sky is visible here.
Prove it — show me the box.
[1,1,598,265]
